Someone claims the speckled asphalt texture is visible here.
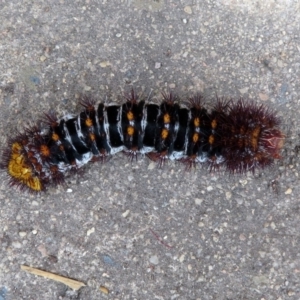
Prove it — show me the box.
[0,1,300,299]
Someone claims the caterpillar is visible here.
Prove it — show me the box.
[0,90,285,192]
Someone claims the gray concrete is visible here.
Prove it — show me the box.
[0,1,300,299]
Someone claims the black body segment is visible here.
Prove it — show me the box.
[65,118,90,156]
[106,105,123,148]
[143,104,159,148]
[96,103,111,155]
[121,100,145,152]
[79,105,99,155]
[173,108,189,152]
[186,101,210,159]
[154,100,180,155]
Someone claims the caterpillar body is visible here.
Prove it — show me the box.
[1,91,285,192]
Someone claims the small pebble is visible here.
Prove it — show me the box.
[122,210,130,218]
[184,6,192,14]
[99,285,109,294]
[198,222,204,227]
[148,162,156,170]
[149,255,159,265]
[179,254,185,262]
[103,255,115,266]
[277,60,283,68]
[288,291,295,296]
[12,241,22,249]
[206,186,213,192]
[87,227,95,236]
[155,62,162,69]
[225,191,232,200]
[239,87,249,94]
[19,231,27,238]
[39,55,47,62]
[99,61,110,68]
[259,93,269,101]
[211,50,217,58]
[284,188,292,195]
[194,198,203,205]
[239,179,248,186]
[253,275,269,285]
[256,199,263,206]
[239,234,246,241]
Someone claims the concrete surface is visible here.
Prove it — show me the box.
[0,1,300,299]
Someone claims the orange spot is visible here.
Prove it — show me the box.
[163,113,170,124]
[211,119,217,130]
[127,111,134,121]
[127,126,135,136]
[89,133,96,141]
[251,126,261,151]
[85,117,93,127]
[59,145,64,151]
[192,133,199,143]
[40,145,50,157]
[194,117,200,127]
[208,135,214,145]
[52,133,60,142]
[161,128,169,139]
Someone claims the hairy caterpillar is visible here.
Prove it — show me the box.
[1,90,285,192]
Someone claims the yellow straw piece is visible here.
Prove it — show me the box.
[20,265,86,290]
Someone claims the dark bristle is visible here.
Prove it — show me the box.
[123,149,139,162]
[180,156,197,170]
[125,88,139,104]
[189,94,205,108]
[79,96,96,110]
[147,151,168,168]
[161,91,178,103]
[213,96,231,113]
[42,111,59,128]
